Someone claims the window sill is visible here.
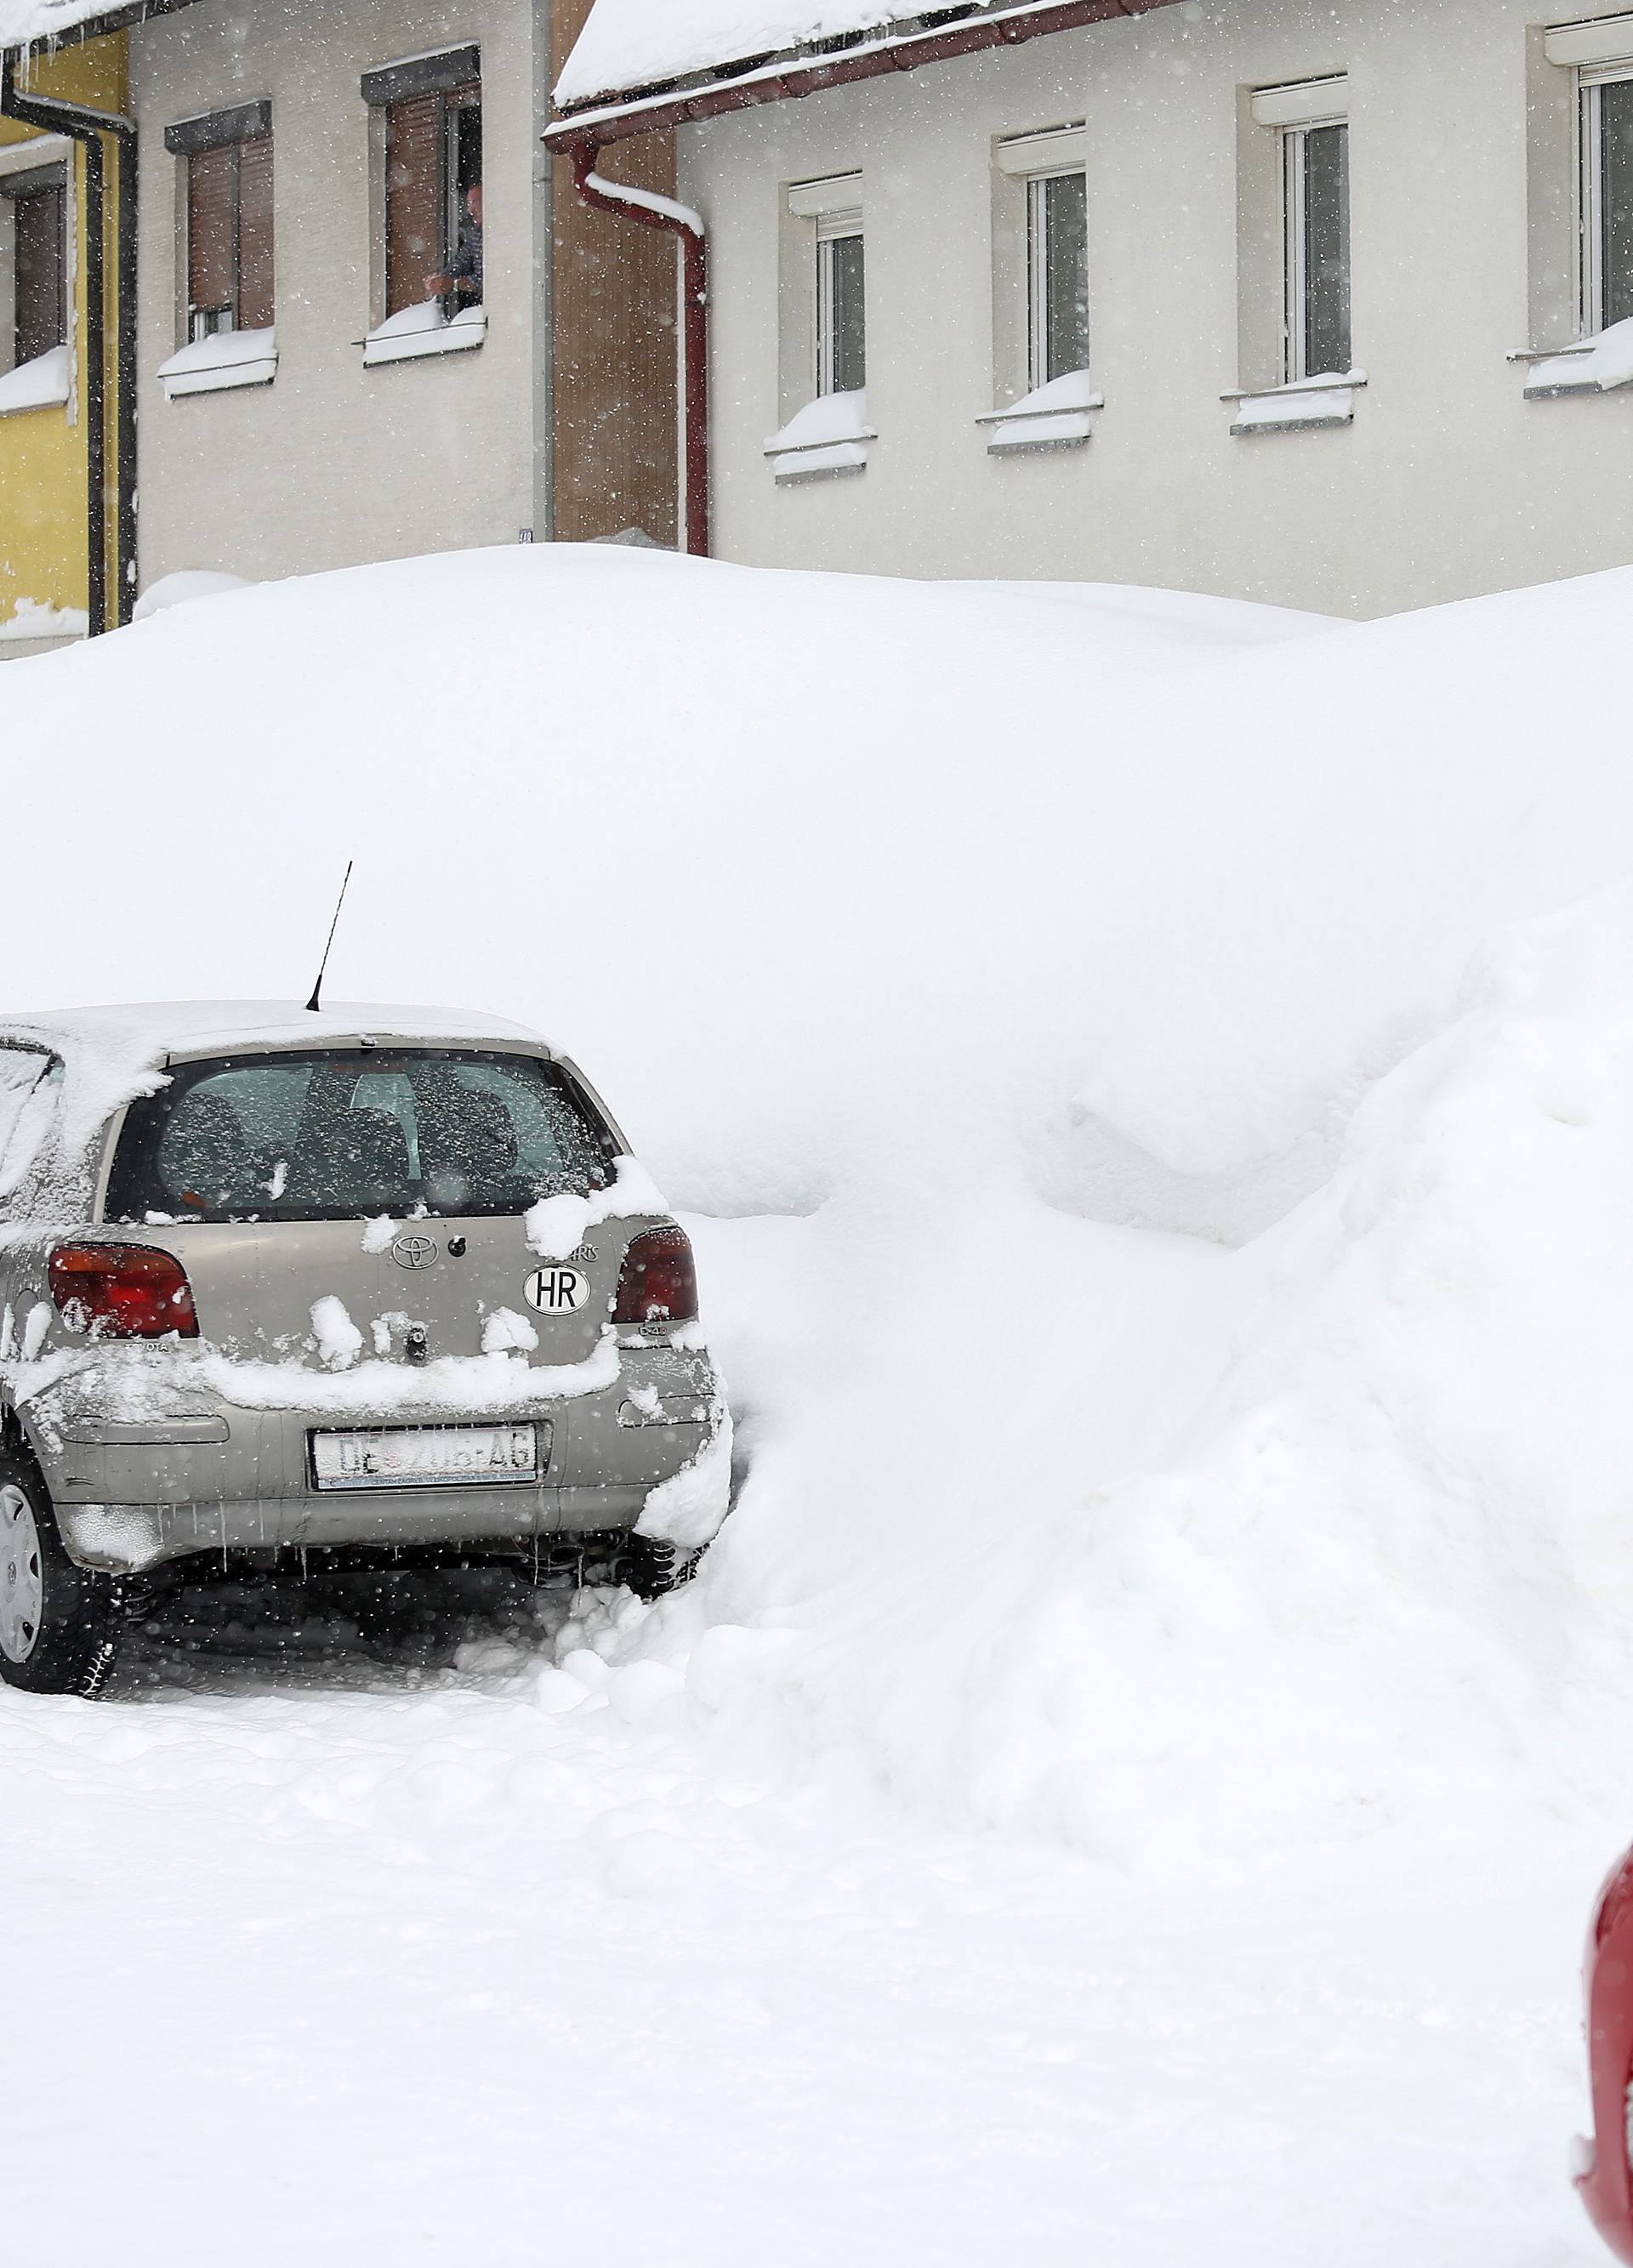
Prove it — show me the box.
[1224,369,1365,435]
[978,372,1102,454]
[157,327,278,401]
[361,302,486,368]
[765,388,871,480]
[0,345,71,418]
[1513,321,1633,399]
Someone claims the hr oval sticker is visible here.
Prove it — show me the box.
[522,1265,592,1315]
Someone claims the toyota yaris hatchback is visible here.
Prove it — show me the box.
[0,1003,730,1697]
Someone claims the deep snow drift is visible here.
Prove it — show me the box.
[6,546,1633,2260]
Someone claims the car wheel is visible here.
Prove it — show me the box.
[0,1452,123,1698]
[622,1536,697,1601]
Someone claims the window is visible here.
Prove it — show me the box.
[1581,67,1633,331]
[105,1049,616,1225]
[165,105,274,341]
[1283,119,1350,378]
[816,207,864,395]
[361,48,482,320]
[1027,168,1088,386]
[4,167,65,368]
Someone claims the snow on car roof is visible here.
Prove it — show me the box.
[555,0,1065,110]
[0,1003,549,1154]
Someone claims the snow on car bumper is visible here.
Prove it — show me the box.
[31,1345,727,1573]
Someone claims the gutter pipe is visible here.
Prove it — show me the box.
[0,53,137,635]
[569,154,709,558]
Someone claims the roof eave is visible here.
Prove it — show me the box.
[544,0,1181,151]
[1,0,201,65]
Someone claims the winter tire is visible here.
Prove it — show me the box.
[622,1536,697,1601]
[0,1449,124,1698]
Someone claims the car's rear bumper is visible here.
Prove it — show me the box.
[55,1481,667,1572]
[26,1344,725,1572]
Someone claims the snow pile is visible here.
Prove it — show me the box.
[765,388,870,477]
[9,544,1633,1873]
[0,342,69,415]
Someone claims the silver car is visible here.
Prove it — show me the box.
[0,1002,731,1696]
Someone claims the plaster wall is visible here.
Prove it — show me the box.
[679,0,1633,616]
[131,0,538,588]
[0,36,125,640]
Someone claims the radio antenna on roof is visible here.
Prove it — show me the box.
[305,861,354,1015]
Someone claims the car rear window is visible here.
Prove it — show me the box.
[104,1049,618,1225]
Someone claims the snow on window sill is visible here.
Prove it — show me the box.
[978,369,1101,454]
[765,388,873,481]
[0,344,71,418]
[157,327,278,401]
[0,596,87,643]
[1224,369,1365,436]
[1515,319,1633,398]
[361,300,486,368]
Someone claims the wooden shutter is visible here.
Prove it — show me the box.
[188,143,236,322]
[387,93,441,314]
[13,183,64,364]
[236,132,274,327]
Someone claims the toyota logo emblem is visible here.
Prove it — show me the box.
[391,1234,439,1270]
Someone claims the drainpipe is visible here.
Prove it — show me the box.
[0,54,137,634]
[569,152,708,558]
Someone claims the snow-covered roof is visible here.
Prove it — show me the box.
[0,0,126,53]
[555,0,1089,113]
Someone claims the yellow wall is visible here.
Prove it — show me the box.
[0,33,127,639]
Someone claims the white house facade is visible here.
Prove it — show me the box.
[549,0,1633,617]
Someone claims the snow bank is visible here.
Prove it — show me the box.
[11,542,1633,1869]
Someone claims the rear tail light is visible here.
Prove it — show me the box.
[48,1243,200,1341]
[612,1226,697,1326]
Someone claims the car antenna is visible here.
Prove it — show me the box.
[304,861,354,1015]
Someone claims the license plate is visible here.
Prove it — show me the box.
[310,1423,542,1492]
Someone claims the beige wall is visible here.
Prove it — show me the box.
[132,0,538,587]
[680,0,1633,617]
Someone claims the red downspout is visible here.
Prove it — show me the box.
[571,153,709,558]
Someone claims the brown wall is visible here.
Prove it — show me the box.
[550,0,679,545]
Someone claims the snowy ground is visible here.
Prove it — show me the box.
[8,546,1633,2261]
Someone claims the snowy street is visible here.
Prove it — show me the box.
[7,546,1633,2262]
[7,1624,1605,2266]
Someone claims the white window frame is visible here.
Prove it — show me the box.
[815,207,863,395]
[1251,78,1348,382]
[1024,168,1087,389]
[1578,60,1633,333]
[790,175,865,400]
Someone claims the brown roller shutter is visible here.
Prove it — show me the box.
[387,93,441,314]
[14,183,64,364]
[188,143,236,324]
[236,133,274,328]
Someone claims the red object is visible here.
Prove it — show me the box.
[47,1242,200,1341]
[612,1225,698,1326]
[1579,1842,1633,2261]
[570,154,710,560]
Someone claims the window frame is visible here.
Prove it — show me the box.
[164,107,274,344]
[1025,165,1089,390]
[363,49,482,324]
[1279,112,1350,381]
[1579,61,1633,334]
[5,166,67,369]
[814,204,864,397]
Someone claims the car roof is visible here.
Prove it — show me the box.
[0,1003,553,1155]
[0,1000,547,1060]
